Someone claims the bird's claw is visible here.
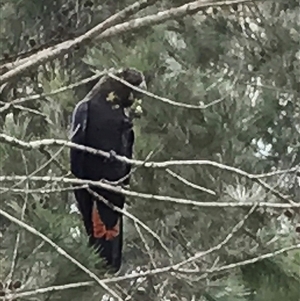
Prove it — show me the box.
[108,150,117,163]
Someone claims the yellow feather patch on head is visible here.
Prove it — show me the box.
[106,91,117,102]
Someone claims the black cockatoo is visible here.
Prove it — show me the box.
[69,68,145,272]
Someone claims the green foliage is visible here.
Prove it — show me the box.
[0,0,299,300]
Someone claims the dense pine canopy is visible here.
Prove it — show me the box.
[0,0,299,300]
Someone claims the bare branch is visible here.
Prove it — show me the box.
[0,0,157,83]
[6,73,105,107]
[108,73,211,109]
[255,178,294,205]
[175,204,257,270]
[108,66,241,110]
[103,244,300,284]
[1,133,297,204]
[6,66,232,114]
[197,243,300,279]
[4,241,299,300]
[0,208,122,300]
[0,281,94,300]
[134,222,158,268]
[0,144,66,195]
[0,134,297,180]
[0,185,87,194]
[0,0,252,85]
[0,102,53,124]
[0,175,299,209]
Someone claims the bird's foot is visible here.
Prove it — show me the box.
[107,150,117,163]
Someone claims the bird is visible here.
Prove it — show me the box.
[69,68,145,272]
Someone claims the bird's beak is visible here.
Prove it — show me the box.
[131,79,146,118]
[139,80,147,91]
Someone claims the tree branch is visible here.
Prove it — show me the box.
[0,0,157,83]
[3,242,299,300]
[0,175,299,209]
[0,133,297,180]
[108,66,241,110]
[175,204,257,270]
[0,102,53,123]
[0,73,104,109]
[197,243,300,280]
[0,133,297,204]
[0,0,252,85]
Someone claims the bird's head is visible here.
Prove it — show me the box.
[97,68,146,118]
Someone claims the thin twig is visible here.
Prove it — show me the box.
[166,169,216,196]
[255,178,293,205]
[175,204,257,270]
[198,243,300,279]
[0,281,94,300]
[134,222,158,268]
[1,175,299,209]
[4,73,105,108]
[108,67,240,110]
[5,152,29,283]
[0,185,87,194]
[0,144,66,195]
[0,102,53,124]
[108,73,214,109]
[39,148,68,173]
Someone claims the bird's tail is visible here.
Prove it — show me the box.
[91,203,123,272]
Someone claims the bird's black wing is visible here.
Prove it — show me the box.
[69,99,88,178]
[123,127,135,186]
[91,113,135,273]
[69,100,94,239]
[97,124,134,272]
